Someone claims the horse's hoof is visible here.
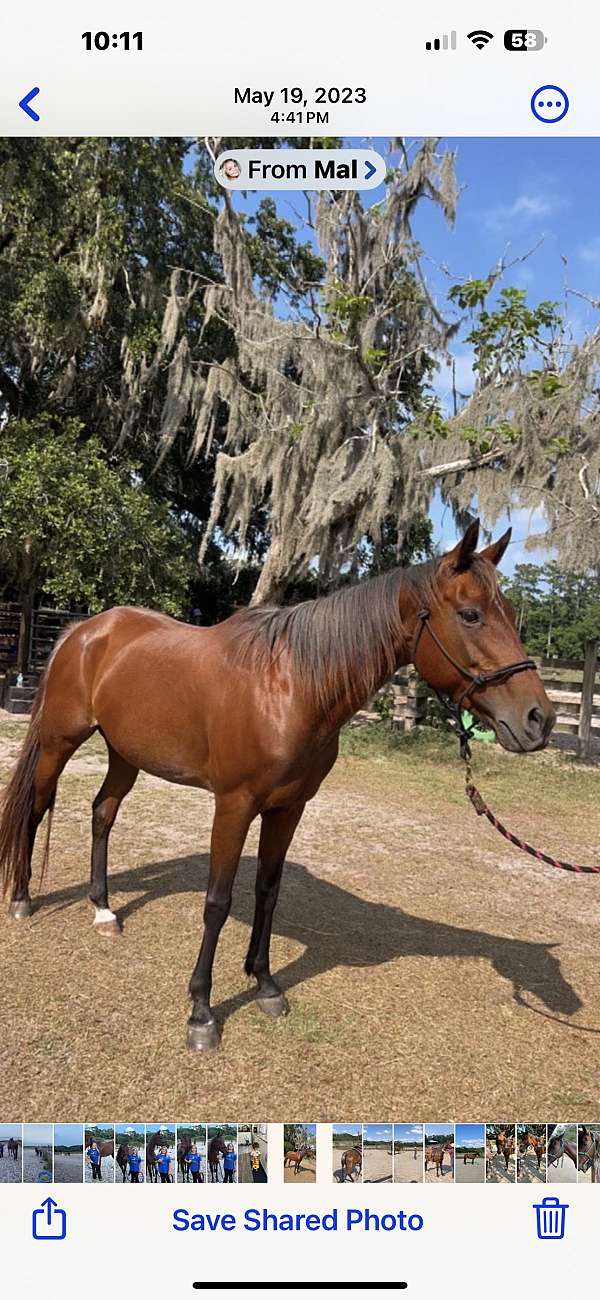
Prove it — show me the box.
[256,992,289,1018]
[187,1020,221,1052]
[8,899,32,920]
[94,919,122,938]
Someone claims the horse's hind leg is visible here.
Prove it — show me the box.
[90,748,138,937]
[244,802,305,1016]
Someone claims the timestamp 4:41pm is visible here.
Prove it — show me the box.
[270,111,329,124]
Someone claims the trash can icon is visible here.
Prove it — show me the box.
[534,1196,568,1240]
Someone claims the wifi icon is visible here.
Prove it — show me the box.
[467,29,494,49]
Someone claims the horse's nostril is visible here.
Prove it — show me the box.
[527,706,544,735]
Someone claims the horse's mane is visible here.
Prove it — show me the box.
[230,555,497,714]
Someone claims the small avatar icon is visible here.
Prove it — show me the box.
[220,157,241,180]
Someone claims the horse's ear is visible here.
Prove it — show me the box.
[444,518,480,573]
[479,526,511,568]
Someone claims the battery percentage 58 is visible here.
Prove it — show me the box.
[504,29,547,50]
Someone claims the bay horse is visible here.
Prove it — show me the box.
[425,1141,453,1177]
[462,1150,478,1165]
[146,1129,170,1184]
[7,1138,20,1161]
[178,1136,191,1182]
[208,1134,228,1182]
[547,1125,577,1171]
[116,1143,130,1182]
[519,1131,545,1171]
[284,1147,310,1174]
[579,1127,600,1182]
[0,520,554,1050]
[340,1145,362,1183]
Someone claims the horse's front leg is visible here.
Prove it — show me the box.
[187,796,254,1051]
[244,802,305,1016]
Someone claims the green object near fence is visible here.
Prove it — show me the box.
[462,711,496,743]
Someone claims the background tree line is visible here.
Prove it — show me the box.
[1,136,598,658]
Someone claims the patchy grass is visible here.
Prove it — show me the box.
[0,713,600,1119]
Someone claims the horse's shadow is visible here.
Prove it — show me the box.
[36,850,582,1029]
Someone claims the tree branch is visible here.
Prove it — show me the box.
[420,447,504,479]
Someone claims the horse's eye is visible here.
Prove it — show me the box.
[459,608,480,625]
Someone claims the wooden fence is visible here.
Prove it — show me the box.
[538,639,599,759]
[355,666,428,731]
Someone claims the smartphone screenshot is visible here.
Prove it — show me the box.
[0,2,598,1296]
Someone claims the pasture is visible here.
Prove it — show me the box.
[1,717,600,1118]
[284,1149,316,1183]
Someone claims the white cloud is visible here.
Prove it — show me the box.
[482,191,566,232]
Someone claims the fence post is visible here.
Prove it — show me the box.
[577,638,598,759]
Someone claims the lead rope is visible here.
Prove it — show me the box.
[462,748,600,876]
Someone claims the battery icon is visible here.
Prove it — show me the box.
[504,29,547,50]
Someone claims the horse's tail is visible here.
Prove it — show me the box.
[0,676,51,899]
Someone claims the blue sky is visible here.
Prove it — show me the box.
[23,1123,52,1145]
[333,1123,361,1137]
[226,137,600,572]
[395,1124,423,1143]
[0,1124,21,1140]
[363,1124,392,1141]
[54,1124,82,1145]
[425,1124,453,1139]
[455,1123,486,1147]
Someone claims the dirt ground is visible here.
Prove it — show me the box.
[486,1152,515,1184]
[517,1152,546,1183]
[2,719,600,1118]
[0,1151,21,1183]
[455,1155,485,1183]
[363,1147,393,1183]
[424,1156,453,1183]
[53,1151,83,1182]
[394,1147,423,1182]
[284,1151,316,1182]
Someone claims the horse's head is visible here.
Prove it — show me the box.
[413,520,555,753]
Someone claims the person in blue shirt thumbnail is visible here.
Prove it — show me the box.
[185,1144,204,1183]
[128,1147,142,1183]
[223,1143,237,1183]
[157,1146,172,1183]
[86,1140,102,1181]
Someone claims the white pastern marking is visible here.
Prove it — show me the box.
[93,907,117,925]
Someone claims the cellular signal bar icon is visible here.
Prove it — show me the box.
[425,31,457,51]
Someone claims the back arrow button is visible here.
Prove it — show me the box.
[19,87,41,122]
